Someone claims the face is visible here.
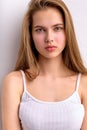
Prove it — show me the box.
[32,7,66,60]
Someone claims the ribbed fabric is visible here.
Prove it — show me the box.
[19,70,84,130]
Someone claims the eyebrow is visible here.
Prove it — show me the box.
[34,23,64,29]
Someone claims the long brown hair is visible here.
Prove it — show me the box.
[15,0,87,80]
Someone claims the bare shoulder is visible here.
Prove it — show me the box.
[80,74,87,103]
[2,71,24,130]
[3,70,22,83]
[81,74,87,89]
[2,70,23,98]
[80,74,87,129]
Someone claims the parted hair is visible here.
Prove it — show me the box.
[15,0,87,80]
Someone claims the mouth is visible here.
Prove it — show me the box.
[45,46,57,52]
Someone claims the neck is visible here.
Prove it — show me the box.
[38,55,69,78]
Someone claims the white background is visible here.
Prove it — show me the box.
[0,0,87,129]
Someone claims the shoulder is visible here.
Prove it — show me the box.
[2,70,23,99]
[1,71,24,130]
[3,70,22,84]
[80,74,87,104]
[81,74,87,89]
[80,74,87,129]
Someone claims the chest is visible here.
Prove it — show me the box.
[19,94,84,130]
[26,76,77,102]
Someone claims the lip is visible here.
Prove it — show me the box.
[45,46,57,52]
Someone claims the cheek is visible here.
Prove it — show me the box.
[32,35,44,49]
[55,33,66,47]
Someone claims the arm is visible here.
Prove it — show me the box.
[1,71,23,130]
[80,75,87,130]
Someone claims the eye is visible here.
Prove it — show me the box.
[54,26,64,32]
[35,28,45,33]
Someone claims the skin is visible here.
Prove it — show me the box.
[32,8,66,60]
[1,7,87,130]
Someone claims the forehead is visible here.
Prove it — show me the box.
[32,7,64,27]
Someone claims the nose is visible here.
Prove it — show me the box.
[45,39,53,43]
[45,30,53,44]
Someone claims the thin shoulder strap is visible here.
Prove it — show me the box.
[76,73,81,92]
[20,70,27,92]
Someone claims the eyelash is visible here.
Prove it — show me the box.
[35,28,45,32]
[35,26,64,33]
[54,26,64,31]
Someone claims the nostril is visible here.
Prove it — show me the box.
[45,39,53,43]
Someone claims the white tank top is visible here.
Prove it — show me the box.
[19,70,84,130]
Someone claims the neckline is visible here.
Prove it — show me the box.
[24,90,79,104]
[21,70,81,104]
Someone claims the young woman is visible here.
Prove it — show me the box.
[1,0,87,130]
